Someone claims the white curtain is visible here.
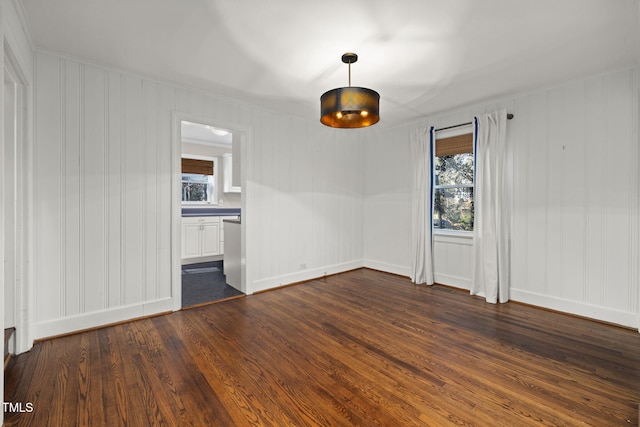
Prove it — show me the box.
[471,110,510,303]
[410,127,434,285]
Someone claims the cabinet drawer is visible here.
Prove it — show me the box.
[182,216,220,225]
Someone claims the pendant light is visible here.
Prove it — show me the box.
[320,53,380,128]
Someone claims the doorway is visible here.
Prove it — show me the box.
[179,119,243,308]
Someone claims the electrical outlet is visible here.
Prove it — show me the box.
[300,263,307,270]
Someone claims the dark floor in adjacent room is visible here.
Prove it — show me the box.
[181,260,244,308]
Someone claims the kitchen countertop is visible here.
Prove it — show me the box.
[182,207,241,217]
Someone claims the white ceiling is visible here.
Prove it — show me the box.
[22,0,639,128]
[181,121,232,147]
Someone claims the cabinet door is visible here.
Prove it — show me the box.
[201,222,220,256]
[182,222,202,259]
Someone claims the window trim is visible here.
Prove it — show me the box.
[433,229,474,240]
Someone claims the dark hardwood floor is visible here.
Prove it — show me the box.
[4,269,640,426]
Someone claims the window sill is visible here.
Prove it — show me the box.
[433,230,473,245]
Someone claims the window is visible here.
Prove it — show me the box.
[182,173,213,203]
[181,157,217,204]
[433,130,474,231]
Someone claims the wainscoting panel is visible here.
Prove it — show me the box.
[83,65,107,314]
[433,234,473,290]
[62,59,82,317]
[510,68,639,324]
[32,51,364,339]
[362,125,413,273]
[34,52,63,323]
[364,67,639,328]
[106,70,123,309]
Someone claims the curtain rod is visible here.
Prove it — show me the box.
[434,113,514,132]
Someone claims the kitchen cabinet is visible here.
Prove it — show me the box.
[181,216,220,260]
[181,215,239,262]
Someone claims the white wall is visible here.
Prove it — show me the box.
[362,125,413,276]
[510,68,638,327]
[364,67,640,329]
[247,111,364,292]
[32,51,363,339]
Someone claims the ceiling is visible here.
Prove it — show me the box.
[181,121,232,147]
[22,0,639,128]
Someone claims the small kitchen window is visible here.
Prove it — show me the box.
[181,156,218,205]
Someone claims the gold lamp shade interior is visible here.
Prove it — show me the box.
[320,53,380,128]
[320,87,380,128]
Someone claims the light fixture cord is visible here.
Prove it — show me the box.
[348,62,351,87]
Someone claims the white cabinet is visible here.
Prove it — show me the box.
[181,216,220,260]
[201,221,220,256]
[182,215,239,262]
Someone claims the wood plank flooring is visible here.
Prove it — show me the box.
[4,269,640,426]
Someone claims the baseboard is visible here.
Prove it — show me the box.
[250,260,365,294]
[510,288,638,330]
[363,259,411,278]
[361,261,476,289]
[33,297,174,340]
[434,273,471,291]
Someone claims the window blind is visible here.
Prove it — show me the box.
[435,133,473,157]
[182,158,214,175]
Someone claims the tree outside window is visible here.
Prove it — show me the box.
[433,132,474,231]
[182,174,211,203]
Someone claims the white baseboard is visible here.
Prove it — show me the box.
[363,259,411,277]
[434,273,471,291]
[31,278,638,342]
[510,288,639,330]
[250,260,365,294]
[33,297,174,340]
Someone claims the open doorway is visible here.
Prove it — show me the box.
[179,120,243,308]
